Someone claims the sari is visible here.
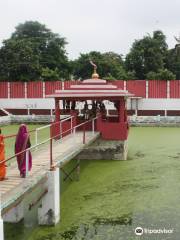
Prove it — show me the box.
[0,134,6,180]
[15,124,32,177]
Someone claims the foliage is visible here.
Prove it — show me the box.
[125,71,137,80]
[166,47,180,79]
[72,51,127,80]
[0,21,70,81]
[1,24,180,81]
[146,69,176,80]
[125,30,168,79]
[41,67,60,80]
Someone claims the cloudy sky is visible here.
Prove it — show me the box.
[0,0,180,59]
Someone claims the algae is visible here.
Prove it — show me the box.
[4,127,180,239]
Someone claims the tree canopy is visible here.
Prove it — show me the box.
[125,31,170,79]
[0,21,70,81]
[146,69,176,80]
[0,23,180,81]
[72,51,132,80]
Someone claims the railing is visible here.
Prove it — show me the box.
[2,116,99,179]
[4,129,36,160]
[49,115,74,140]
[35,116,74,145]
[3,116,73,146]
[0,108,11,116]
[4,129,36,140]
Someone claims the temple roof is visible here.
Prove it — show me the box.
[46,78,133,99]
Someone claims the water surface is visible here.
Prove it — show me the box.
[4,127,180,239]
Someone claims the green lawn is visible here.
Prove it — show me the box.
[1,124,50,159]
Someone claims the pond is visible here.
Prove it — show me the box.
[4,127,180,239]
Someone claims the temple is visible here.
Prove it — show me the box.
[46,65,133,160]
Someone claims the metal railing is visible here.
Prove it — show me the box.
[35,115,74,145]
[2,116,99,179]
[4,129,36,140]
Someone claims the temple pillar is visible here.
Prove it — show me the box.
[55,98,60,123]
[119,98,125,123]
[124,99,128,122]
[53,98,61,139]
[38,168,60,225]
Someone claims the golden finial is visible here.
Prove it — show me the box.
[90,60,99,79]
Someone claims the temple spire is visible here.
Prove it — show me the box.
[90,60,99,79]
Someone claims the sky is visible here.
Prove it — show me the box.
[0,0,180,60]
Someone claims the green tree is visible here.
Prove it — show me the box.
[146,69,176,80]
[0,39,41,81]
[166,48,180,79]
[125,30,168,79]
[41,67,60,80]
[0,21,70,81]
[72,51,127,80]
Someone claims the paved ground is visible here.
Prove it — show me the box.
[0,131,99,213]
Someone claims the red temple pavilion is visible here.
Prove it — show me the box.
[46,65,132,142]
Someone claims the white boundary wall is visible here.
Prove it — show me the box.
[1,98,180,111]
[127,98,180,110]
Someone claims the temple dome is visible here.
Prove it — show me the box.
[92,72,99,79]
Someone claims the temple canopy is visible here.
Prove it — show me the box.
[46,78,133,100]
[46,64,133,141]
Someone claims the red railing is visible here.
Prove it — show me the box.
[4,129,36,140]
[2,117,99,178]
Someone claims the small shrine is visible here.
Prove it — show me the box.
[46,63,133,160]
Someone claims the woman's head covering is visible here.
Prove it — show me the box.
[15,124,28,153]
[18,124,28,135]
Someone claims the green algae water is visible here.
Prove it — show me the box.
[4,127,180,239]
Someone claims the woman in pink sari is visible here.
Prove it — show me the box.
[15,124,32,178]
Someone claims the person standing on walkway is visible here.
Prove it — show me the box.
[0,129,6,181]
[15,124,32,178]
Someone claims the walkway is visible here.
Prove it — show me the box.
[0,131,100,214]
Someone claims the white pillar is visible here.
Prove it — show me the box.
[38,168,60,225]
[146,80,149,98]
[24,82,27,98]
[167,80,170,98]
[7,82,10,99]
[42,82,45,98]
[0,216,3,240]
[3,201,24,223]
[124,80,126,90]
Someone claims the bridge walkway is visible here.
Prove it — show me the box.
[0,131,100,214]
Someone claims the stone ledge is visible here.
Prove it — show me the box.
[77,137,128,161]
